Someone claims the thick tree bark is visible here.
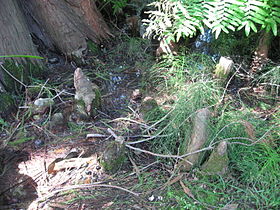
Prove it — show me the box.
[0,0,40,63]
[250,31,272,75]
[21,0,112,56]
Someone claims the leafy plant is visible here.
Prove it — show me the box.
[255,64,280,95]
[99,0,128,14]
[147,52,215,89]
[144,0,280,41]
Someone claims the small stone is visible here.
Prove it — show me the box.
[48,112,67,131]
[148,195,155,201]
[34,98,54,107]
[49,113,64,126]
[48,57,59,64]
[96,165,101,170]
[34,139,44,147]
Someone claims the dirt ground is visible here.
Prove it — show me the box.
[0,35,162,209]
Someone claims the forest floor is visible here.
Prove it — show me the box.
[0,35,166,209]
[0,31,279,210]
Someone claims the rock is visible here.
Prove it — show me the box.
[33,98,54,115]
[201,141,229,175]
[100,141,126,174]
[74,68,101,120]
[180,108,211,171]
[34,139,44,147]
[34,98,54,107]
[48,57,59,64]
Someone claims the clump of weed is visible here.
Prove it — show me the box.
[149,78,222,155]
[206,107,280,208]
[209,31,258,57]
[107,37,153,64]
[255,64,280,96]
[146,53,215,90]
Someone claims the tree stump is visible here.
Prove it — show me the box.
[180,108,211,171]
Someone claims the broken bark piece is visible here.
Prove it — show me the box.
[47,157,95,174]
[74,68,101,120]
[201,141,229,175]
[180,108,211,171]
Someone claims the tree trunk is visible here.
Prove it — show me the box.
[250,31,272,75]
[20,0,112,57]
[0,0,40,63]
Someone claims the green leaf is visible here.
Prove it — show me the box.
[0,55,44,59]
[245,22,251,36]
[214,27,222,39]
[271,20,278,36]
[249,21,258,33]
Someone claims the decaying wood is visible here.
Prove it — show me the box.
[180,108,211,171]
[52,157,95,172]
[22,0,112,56]
[0,0,40,63]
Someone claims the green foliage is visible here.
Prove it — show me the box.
[8,136,34,146]
[255,64,280,95]
[147,53,215,89]
[209,31,258,56]
[150,79,222,155]
[100,0,128,14]
[145,0,280,41]
[161,106,279,208]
